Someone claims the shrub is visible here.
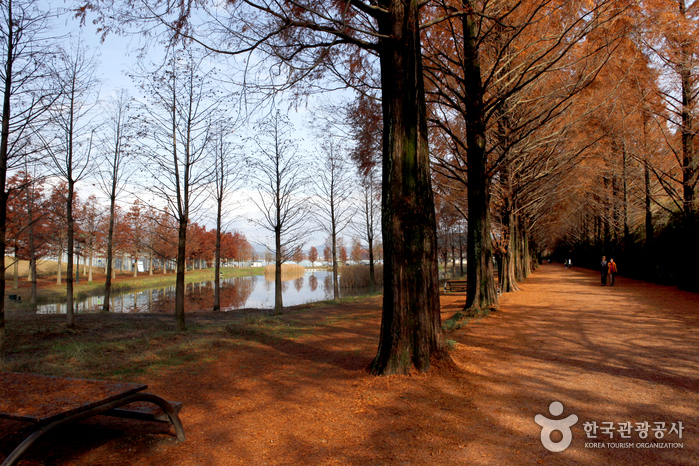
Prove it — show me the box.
[339,264,384,289]
[263,263,306,275]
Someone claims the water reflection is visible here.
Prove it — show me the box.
[35,271,371,315]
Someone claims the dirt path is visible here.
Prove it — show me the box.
[445,263,699,465]
[1,264,697,465]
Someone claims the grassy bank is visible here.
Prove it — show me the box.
[4,267,264,310]
[2,294,380,379]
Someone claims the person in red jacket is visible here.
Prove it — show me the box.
[608,258,618,286]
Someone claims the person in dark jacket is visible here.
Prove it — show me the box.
[600,256,608,285]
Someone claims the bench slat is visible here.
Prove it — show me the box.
[104,401,183,423]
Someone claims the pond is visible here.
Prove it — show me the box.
[33,271,375,315]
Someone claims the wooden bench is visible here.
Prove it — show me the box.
[0,372,185,466]
[444,280,468,293]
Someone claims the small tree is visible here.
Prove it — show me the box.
[249,111,310,314]
[45,39,99,328]
[137,48,218,330]
[308,246,318,265]
[95,89,136,310]
[311,139,355,299]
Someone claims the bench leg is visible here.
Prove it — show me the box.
[1,393,184,466]
[131,393,186,442]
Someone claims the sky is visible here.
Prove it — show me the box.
[48,5,349,254]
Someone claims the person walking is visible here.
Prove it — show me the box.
[600,256,608,285]
[608,258,617,286]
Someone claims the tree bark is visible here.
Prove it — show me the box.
[213,192,222,311]
[175,218,187,330]
[274,227,282,314]
[103,193,116,311]
[371,0,444,375]
[463,3,498,311]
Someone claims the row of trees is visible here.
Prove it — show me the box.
[0,0,693,377]
[6,175,253,301]
[541,1,699,291]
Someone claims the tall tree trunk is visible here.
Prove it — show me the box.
[463,3,497,310]
[213,193,222,311]
[26,181,37,306]
[458,227,464,276]
[88,249,93,282]
[678,0,698,291]
[332,228,339,300]
[56,245,62,285]
[175,218,187,331]
[66,178,75,328]
[12,251,17,289]
[274,228,282,314]
[371,0,444,375]
[103,194,116,311]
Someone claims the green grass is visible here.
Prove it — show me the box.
[442,307,492,331]
[3,294,377,380]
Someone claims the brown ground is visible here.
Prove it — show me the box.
[1,263,698,465]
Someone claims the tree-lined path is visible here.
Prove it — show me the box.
[445,263,699,465]
[1,264,697,465]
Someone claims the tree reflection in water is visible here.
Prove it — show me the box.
[33,271,374,315]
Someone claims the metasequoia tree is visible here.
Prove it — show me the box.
[6,169,50,305]
[311,139,354,300]
[640,0,699,289]
[424,0,624,307]
[80,193,102,282]
[308,246,318,265]
[138,48,217,331]
[44,40,98,328]
[209,123,244,311]
[0,0,57,361]
[81,0,464,374]
[249,111,309,314]
[353,168,380,291]
[95,89,136,311]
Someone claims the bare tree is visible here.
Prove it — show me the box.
[44,38,99,328]
[81,0,448,375]
[209,123,244,311]
[0,0,58,361]
[249,110,310,314]
[352,167,380,292]
[95,88,136,311]
[137,47,218,331]
[311,138,355,300]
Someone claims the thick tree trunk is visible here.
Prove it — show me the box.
[371,0,444,375]
[0,191,5,363]
[644,161,653,250]
[678,0,698,291]
[463,3,497,311]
